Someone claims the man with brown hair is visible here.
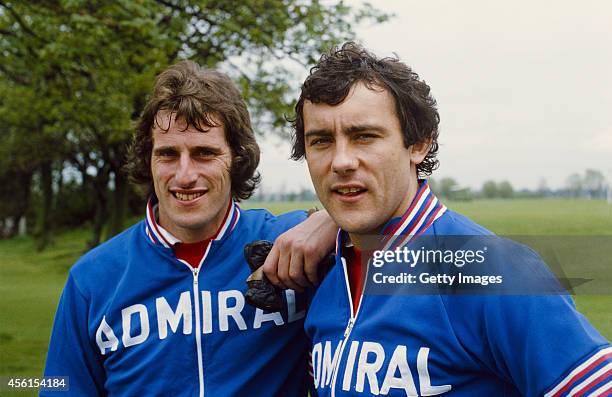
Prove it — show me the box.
[293,42,611,396]
[41,61,336,396]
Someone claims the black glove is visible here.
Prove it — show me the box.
[244,240,336,311]
[244,240,284,312]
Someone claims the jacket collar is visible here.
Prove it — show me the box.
[144,196,240,248]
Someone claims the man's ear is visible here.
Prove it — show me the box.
[409,138,432,165]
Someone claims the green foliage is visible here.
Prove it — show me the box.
[497,180,514,198]
[481,180,498,198]
[0,0,390,246]
[429,177,474,201]
[52,180,96,227]
[566,169,607,198]
[437,177,458,198]
[481,180,515,199]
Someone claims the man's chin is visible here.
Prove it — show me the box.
[334,218,375,235]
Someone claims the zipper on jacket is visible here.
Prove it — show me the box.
[178,259,206,397]
[191,267,204,397]
[179,242,213,397]
[330,257,370,396]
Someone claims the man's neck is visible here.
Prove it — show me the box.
[348,176,420,250]
[157,199,232,244]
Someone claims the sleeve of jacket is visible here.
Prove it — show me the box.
[484,294,610,397]
[41,273,106,396]
[481,245,612,397]
[442,243,611,397]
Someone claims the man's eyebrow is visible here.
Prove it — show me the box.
[190,145,221,154]
[304,128,332,138]
[304,124,387,138]
[152,145,177,154]
[345,124,386,134]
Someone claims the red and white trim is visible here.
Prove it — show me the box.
[589,381,612,397]
[145,201,180,248]
[544,346,612,397]
[144,198,240,247]
[212,201,237,241]
[381,181,447,252]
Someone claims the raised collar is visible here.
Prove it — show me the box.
[335,179,447,255]
[144,197,240,248]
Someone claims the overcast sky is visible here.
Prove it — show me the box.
[256,0,611,193]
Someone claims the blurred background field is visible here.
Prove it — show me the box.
[1,198,611,396]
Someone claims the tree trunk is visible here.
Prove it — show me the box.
[35,161,53,251]
[107,169,129,239]
[55,164,64,201]
[8,171,32,238]
[88,166,110,249]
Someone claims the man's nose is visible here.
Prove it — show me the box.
[175,154,198,186]
[331,140,358,175]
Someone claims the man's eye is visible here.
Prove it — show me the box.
[157,149,177,157]
[355,133,375,141]
[310,137,332,146]
[194,149,214,157]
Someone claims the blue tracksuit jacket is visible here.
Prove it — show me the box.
[305,182,611,396]
[43,202,309,396]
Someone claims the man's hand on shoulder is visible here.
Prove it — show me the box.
[263,210,337,292]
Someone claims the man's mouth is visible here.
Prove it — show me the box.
[172,191,206,201]
[333,187,367,196]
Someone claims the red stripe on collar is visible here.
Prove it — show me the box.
[144,197,238,247]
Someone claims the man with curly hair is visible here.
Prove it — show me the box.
[42,61,336,396]
[292,42,611,396]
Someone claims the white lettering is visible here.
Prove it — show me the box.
[373,250,385,267]
[121,304,150,347]
[356,341,385,394]
[380,345,418,396]
[417,347,451,395]
[95,316,118,355]
[322,340,343,387]
[342,341,360,391]
[253,308,284,329]
[201,291,212,334]
[312,343,323,388]
[156,292,192,339]
[374,273,383,283]
[286,290,305,322]
[218,290,247,331]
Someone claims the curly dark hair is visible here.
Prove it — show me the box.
[291,42,440,176]
[125,60,260,201]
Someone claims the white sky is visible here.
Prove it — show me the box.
[256,0,612,193]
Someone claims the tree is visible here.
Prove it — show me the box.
[438,177,458,198]
[0,1,390,247]
[583,169,605,199]
[566,173,583,198]
[481,180,498,199]
[427,178,438,195]
[497,181,514,199]
[537,178,550,198]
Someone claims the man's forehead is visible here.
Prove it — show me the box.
[151,112,227,147]
[152,109,223,134]
[304,82,391,113]
[303,86,394,131]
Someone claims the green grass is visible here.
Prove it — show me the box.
[450,199,612,235]
[0,199,610,395]
[0,229,87,396]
